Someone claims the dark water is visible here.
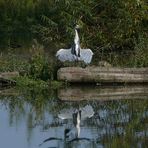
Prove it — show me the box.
[0,86,148,148]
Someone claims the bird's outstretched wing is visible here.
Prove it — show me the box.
[56,48,93,64]
[56,48,76,62]
[80,49,93,64]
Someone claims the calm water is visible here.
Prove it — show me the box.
[0,86,148,148]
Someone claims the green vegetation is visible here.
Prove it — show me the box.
[0,50,29,72]
[0,1,147,42]
[0,0,148,86]
[15,76,49,89]
[0,0,147,53]
[15,76,64,89]
[0,40,62,88]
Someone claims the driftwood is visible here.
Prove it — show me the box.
[0,71,19,87]
[0,88,19,96]
[57,67,148,83]
[58,85,148,101]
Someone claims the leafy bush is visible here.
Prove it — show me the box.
[0,50,30,72]
[128,36,148,67]
[15,76,49,89]
[29,39,55,80]
[0,0,147,67]
[0,0,147,49]
[0,40,57,81]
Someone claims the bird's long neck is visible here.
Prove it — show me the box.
[74,29,80,44]
[71,28,81,58]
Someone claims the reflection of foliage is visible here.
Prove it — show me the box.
[0,89,147,147]
[91,99,148,147]
[0,88,54,127]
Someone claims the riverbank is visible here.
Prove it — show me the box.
[0,40,148,88]
[0,71,63,90]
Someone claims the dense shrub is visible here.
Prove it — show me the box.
[0,0,147,47]
[0,0,147,66]
[29,39,55,80]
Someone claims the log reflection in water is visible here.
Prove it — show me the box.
[58,85,148,101]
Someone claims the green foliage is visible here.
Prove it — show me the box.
[0,40,65,88]
[49,80,64,89]
[0,0,147,49]
[0,41,54,79]
[29,39,56,80]
[107,36,148,67]
[0,0,147,67]
[15,76,49,89]
[129,36,148,67]
[0,50,30,72]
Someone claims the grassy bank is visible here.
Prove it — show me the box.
[0,38,148,88]
[14,76,63,89]
[0,41,63,89]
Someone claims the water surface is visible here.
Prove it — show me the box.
[0,86,148,148]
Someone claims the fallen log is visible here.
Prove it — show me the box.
[0,71,19,87]
[0,71,19,79]
[0,78,16,87]
[58,85,148,101]
[57,67,148,83]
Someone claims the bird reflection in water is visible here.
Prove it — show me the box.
[64,109,81,141]
[39,105,94,147]
[62,105,94,142]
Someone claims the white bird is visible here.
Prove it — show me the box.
[56,25,93,64]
